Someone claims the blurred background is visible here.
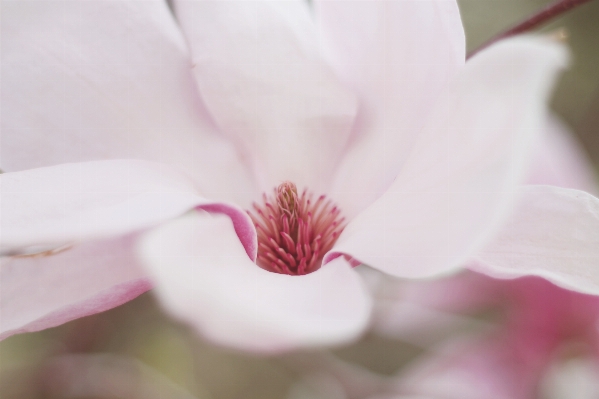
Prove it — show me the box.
[460,0,599,165]
[2,1,599,398]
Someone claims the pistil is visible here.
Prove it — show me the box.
[247,182,346,275]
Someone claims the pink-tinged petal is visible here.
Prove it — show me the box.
[0,234,151,341]
[315,0,465,217]
[1,160,210,249]
[527,115,598,193]
[373,301,492,348]
[393,335,550,399]
[137,212,371,353]
[198,203,258,261]
[1,0,255,205]
[473,185,599,295]
[372,272,501,346]
[173,0,357,193]
[325,37,568,278]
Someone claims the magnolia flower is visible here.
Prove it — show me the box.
[1,0,591,352]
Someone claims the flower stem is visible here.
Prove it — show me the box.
[467,0,595,59]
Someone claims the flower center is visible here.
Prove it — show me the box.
[247,182,346,275]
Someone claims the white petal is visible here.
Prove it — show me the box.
[326,36,568,279]
[1,0,255,204]
[1,160,207,249]
[315,0,466,217]
[0,235,151,341]
[473,185,599,295]
[138,211,371,352]
[174,0,357,192]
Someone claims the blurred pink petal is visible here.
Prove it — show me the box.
[473,185,599,295]
[1,0,255,205]
[1,160,207,249]
[372,272,500,346]
[315,0,465,217]
[0,234,151,340]
[138,211,371,352]
[385,277,599,399]
[392,335,551,399]
[175,0,357,193]
[327,37,568,278]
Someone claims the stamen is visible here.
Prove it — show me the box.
[247,182,346,275]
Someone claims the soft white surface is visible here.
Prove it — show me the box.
[138,211,371,352]
[175,0,357,193]
[1,160,206,248]
[328,37,568,279]
[1,0,255,205]
[474,185,599,295]
[315,0,466,218]
[0,234,151,341]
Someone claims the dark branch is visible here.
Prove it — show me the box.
[467,0,594,59]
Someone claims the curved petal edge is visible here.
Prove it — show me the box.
[327,36,569,279]
[137,211,371,353]
[0,234,152,341]
[472,185,599,296]
[1,160,206,251]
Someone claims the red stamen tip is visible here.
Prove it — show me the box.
[247,181,346,275]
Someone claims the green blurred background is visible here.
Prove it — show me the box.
[2,1,598,398]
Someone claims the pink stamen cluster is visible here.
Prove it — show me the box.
[248,182,346,275]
